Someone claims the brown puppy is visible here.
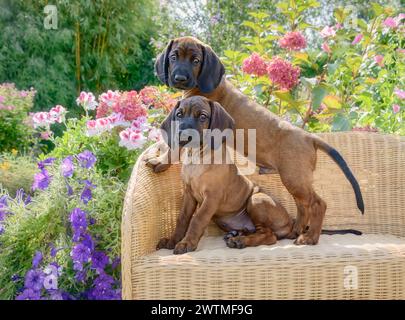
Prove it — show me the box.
[156,96,294,254]
[148,36,364,245]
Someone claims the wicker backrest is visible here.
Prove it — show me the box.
[122,132,405,260]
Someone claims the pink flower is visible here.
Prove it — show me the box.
[0,96,4,103]
[131,116,149,131]
[97,90,120,118]
[40,131,51,140]
[49,105,66,123]
[278,31,307,51]
[148,127,162,142]
[374,55,384,67]
[392,104,400,114]
[397,48,405,55]
[32,112,51,128]
[267,57,300,90]
[321,42,331,53]
[398,13,405,21]
[106,112,131,128]
[119,128,147,150]
[383,17,398,29]
[76,91,98,110]
[241,53,268,76]
[351,34,363,45]
[139,86,159,106]
[112,90,147,121]
[85,118,111,136]
[394,88,405,100]
[334,23,343,30]
[320,26,336,38]
[20,91,28,98]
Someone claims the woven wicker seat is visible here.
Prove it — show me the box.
[122,132,405,299]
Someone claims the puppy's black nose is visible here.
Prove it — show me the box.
[174,74,188,82]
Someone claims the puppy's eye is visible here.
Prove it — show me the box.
[170,55,177,61]
[192,58,200,65]
[176,111,183,118]
[199,114,208,121]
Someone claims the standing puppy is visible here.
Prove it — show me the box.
[148,36,365,245]
[156,96,294,254]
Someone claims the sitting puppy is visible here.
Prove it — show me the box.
[156,96,295,254]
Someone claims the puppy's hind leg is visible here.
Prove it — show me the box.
[225,192,290,249]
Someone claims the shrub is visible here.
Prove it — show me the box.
[0,153,37,197]
[0,83,36,153]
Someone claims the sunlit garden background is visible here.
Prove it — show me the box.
[0,0,403,299]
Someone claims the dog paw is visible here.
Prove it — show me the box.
[173,241,197,255]
[156,237,176,250]
[223,230,241,241]
[294,233,319,245]
[225,236,246,249]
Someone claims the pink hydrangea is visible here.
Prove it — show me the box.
[351,34,363,45]
[119,128,147,150]
[97,90,120,118]
[374,55,384,67]
[392,104,400,114]
[242,53,268,76]
[394,88,405,100]
[76,91,98,110]
[112,90,147,121]
[278,31,307,51]
[267,57,300,90]
[320,26,336,38]
[321,42,331,53]
[383,17,398,29]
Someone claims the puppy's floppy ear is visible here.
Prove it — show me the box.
[209,101,235,132]
[198,45,225,94]
[160,101,180,148]
[155,40,174,85]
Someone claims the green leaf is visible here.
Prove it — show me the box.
[312,85,328,110]
[332,113,352,131]
[323,95,342,110]
[371,2,384,16]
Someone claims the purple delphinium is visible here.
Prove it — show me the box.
[111,257,121,270]
[32,251,43,268]
[87,272,120,300]
[16,288,41,300]
[66,182,73,196]
[91,251,109,271]
[71,243,91,264]
[32,169,51,191]
[77,150,97,169]
[48,290,64,300]
[61,156,74,177]
[70,208,87,236]
[24,269,45,292]
[0,195,9,220]
[37,157,56,170]
[81,233,95,252]
[80,187,92,204]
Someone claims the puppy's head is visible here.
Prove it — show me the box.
[155,37,225,94]
[160,96,234,149]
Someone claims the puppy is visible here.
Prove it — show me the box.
[156,96,294,254]
[148,36,365,245]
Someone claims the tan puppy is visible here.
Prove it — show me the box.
[148,37,365,245]
[156,96,294,254]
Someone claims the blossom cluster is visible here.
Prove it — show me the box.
[278,31,307,51]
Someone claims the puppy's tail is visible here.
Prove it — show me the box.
[313,136,365,215]
[321,229,362,235]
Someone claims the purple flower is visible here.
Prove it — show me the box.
[66,182,73,196]
[111,257,121,270]
[48,290,63,300]
[32,251,43,268]
[71,243,91,263]
[73,261,83,271]
[69,208,87,234]
[77,150,97,169]
[0,195,10,220]
[87,272,120,300]
[91,251,110,271]
[80,187,92,204]
[32,169,51,191]
[82,233,95,252]
[37,157,56,170]
[11,274,22,282]
[80,179,96,188]
[61,156,74,177]
[75,270,87,283]
[16,288,41,300]
[24,269,45,292]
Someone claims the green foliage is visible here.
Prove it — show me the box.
[0,153,37,197]
[0,160,125,299]
[221,0,404,134]
[0,83,35,153]
[0,0,158,114]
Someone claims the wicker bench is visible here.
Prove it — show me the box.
[122,132,405,299]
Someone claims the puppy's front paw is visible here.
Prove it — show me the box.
[156,237,176,250]
[225,236,246,249]
[294,233,319,245]
[173,241,197,255]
